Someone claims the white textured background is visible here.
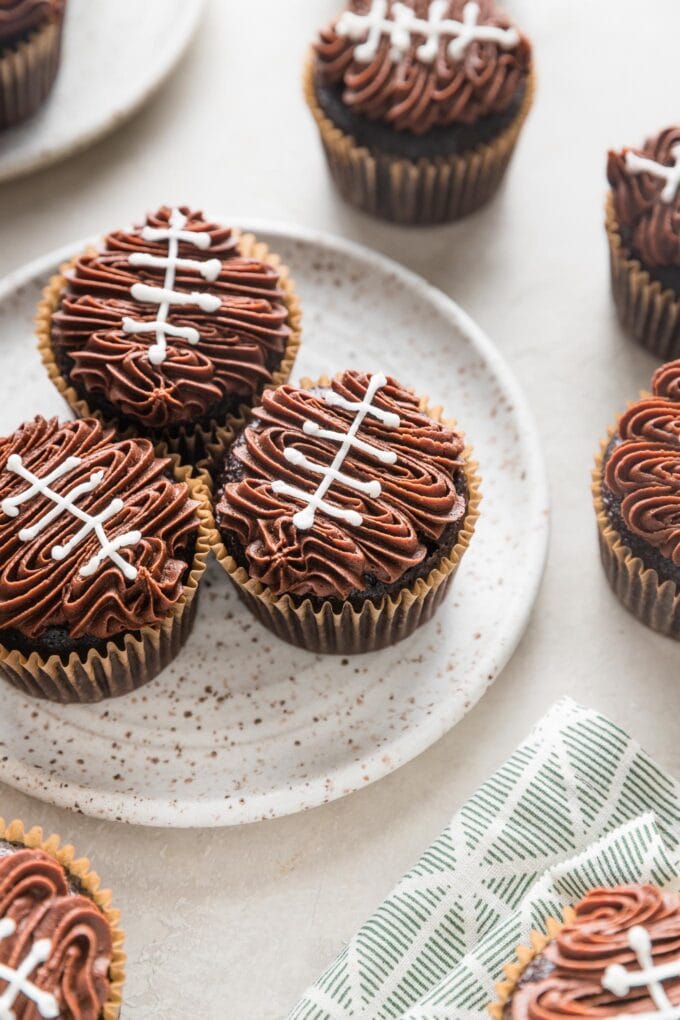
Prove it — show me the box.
[0,2,679,1017]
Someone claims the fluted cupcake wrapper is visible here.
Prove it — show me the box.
[208,380,482,654]
[0,454,213,703]
[304,54,535,226]
[593,431,680,639]
[606,194,680,360]
[0,817,125,1020]
[0,11,64,130]
[488,910,574,1019]
[36,232,303,465]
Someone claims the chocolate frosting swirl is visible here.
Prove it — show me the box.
[217,371,467,599]
[0,847,111,1020]
[653,360,680,401]
[507,884,680,1017]
[51,206,291,429]
[0,0,60,46]
[604,360,680,567]
[0,416,198,640]
[315,0,531,134]
[608,126,680,268]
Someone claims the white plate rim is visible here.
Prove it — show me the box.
[0,0,205,185]
[0,221,550,826]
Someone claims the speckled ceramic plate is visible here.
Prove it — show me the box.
[0,223,548,827]
[0,0,204,184]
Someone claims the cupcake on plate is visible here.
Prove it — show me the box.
[491,883,680,1017]
[0,0,66,129]
[305,0,534,225]
[38,206,302,462]
[607,126,680,359]
[212,369,480,653]
[0,415,211,702]
[593,359,680,639]
[0,817,125,1019]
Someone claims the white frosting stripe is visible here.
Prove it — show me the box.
[121,319,200,344]
[336,0,519,66]
[17,471,104,541]
[271,372,400,531]
[323,388,401,427]
[129,252,222,282]
[1,456,79,517]
[141,223,211,249]
[302,421,397,465]
[0,917,58,1020]
[129,283,220,313]
[1,453,141,581]
[271,480,363,529]
[283,447,382,498]
[625,146,680,204]
[602,924,680,1019]
[122,207,221,366]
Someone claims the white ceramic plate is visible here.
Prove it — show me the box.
[0,223,548,827]
[0,0,204,184]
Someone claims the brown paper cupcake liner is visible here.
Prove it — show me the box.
[489,910,573,1018]
[0,817,125,1020]
[304,54,535,226]
[36,231,303,464]
[0,455,213,703]
[606,193,680,360]
[0,10,64,130]
[209,380,482,654]
[593,431,680,638]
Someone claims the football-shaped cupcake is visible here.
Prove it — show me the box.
[213,369,480,653]
[0,415,210,701]
[305,0,534,224]
[38,206,302,461]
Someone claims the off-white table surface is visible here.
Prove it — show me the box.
[0,2,678,1017]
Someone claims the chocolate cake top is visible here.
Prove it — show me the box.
[51,206,292,430]
[506,884,680,1018]
[604,360,680,567]
[608,127,680,269]
[314,0,531,134]
[0,416,197,640]
[0,845,111,1020]
[217,370,467,599]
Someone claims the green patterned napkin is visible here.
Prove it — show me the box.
[290,698,680,1020]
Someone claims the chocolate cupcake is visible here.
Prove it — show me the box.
[491,884,680,1018]
[212,370,480,653]
[37,206,302,462]
[305,0,534,225]
[0,415,211,702]
[0,1,66,129]
[607,126,680,359]
[593,359,680,639]
[0,817,125,1019]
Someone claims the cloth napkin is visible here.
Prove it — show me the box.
[289,698,680,1020]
